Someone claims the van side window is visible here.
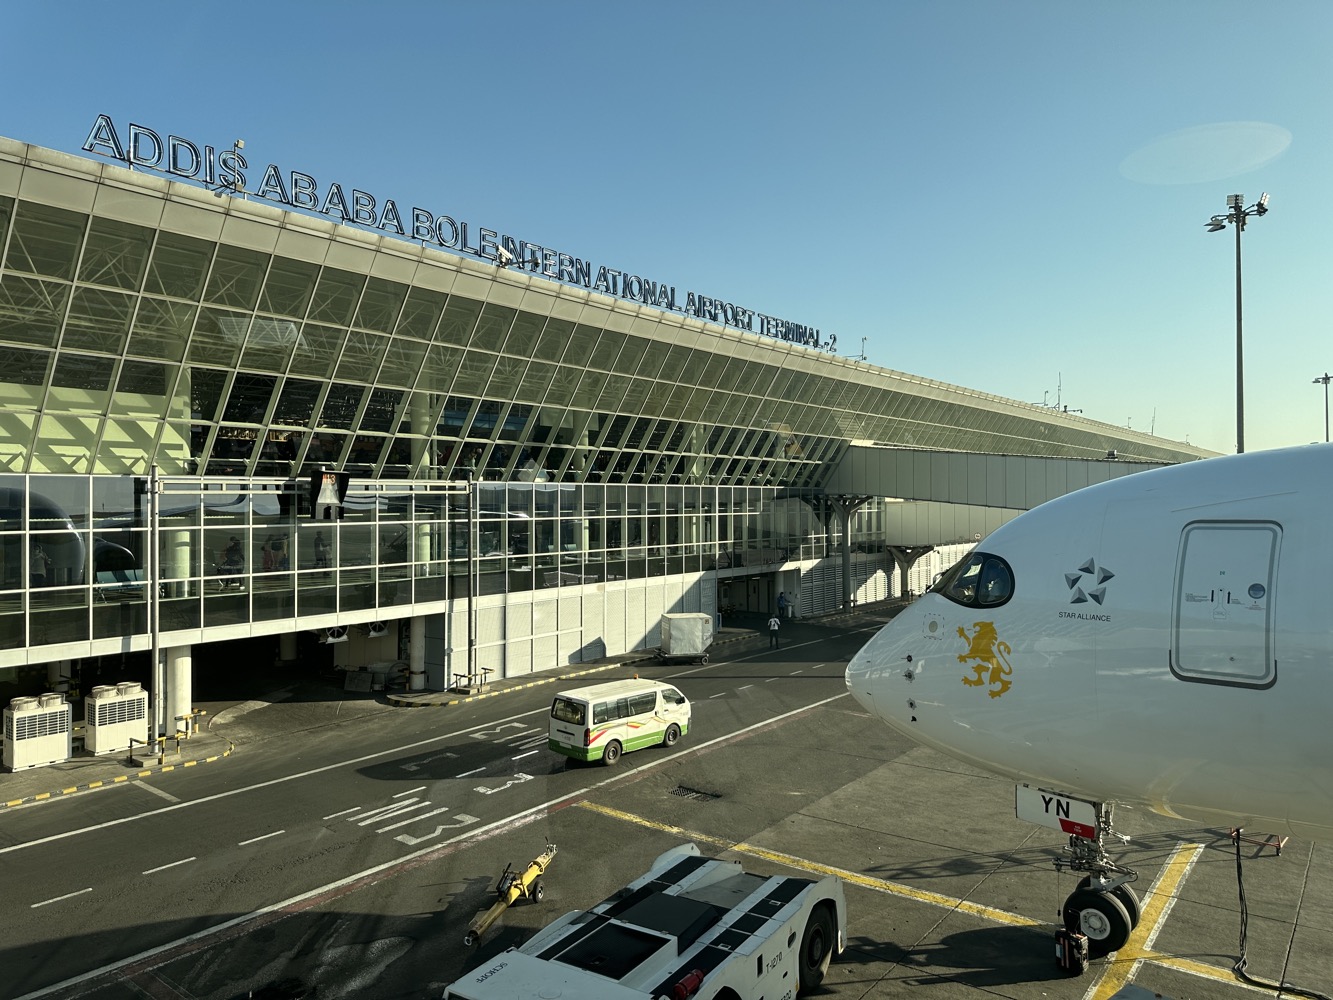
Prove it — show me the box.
[662,686,685,705]
[629,692,657,715]
[593,701,611,725]
[614,697,631,720]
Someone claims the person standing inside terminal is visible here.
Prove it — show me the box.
[768,612,781,649]
[777,591,788,619]
[30,541,49,587]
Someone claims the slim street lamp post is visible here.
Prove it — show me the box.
[1315,373,1332,443]
[1206,193,1269,454]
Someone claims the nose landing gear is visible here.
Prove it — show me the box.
[1055,803,1140,959]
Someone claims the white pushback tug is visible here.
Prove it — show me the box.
[443,843,846,1000]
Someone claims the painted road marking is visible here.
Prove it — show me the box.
[455,767,486,778]
[0,705,558,856]
[11,693,851,1000]
[576,802,1040,927]
[471,722,530,742]
[143,857,196,875]
[322,806,359,820]
[393,786,427,798]
[1081,843,1259,999]
[475,773,533,795]
[577,803,1254,996]
[237,830,285,846]
[134,781,180,803]
[709,692,725,699]
[31,887,92,909]
[392,813,480,846]
[348,799,433,826]
[375,806,456,833]
[399,751,458,772]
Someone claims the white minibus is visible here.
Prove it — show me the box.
[548,679,690,765]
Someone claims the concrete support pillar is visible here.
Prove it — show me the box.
[166,645,192,736]
[166,528,191,598]
[828,495,872,610]
[279,631,298,666]
[839,508,853,609]
[47,659,75,696]
[888,545,935,599]
[410,614,430,691]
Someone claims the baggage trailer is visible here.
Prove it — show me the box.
[444,842,846,1000]
[657,612,714,664]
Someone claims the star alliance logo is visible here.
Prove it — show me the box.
[1065,558,1114,605]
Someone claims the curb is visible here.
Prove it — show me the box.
[380,613,851,710]
[2,737,235,809]
[385,656,657,708]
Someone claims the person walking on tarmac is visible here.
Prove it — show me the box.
[768,611,781,649]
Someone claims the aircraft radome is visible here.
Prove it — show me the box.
[845,443,1333,957]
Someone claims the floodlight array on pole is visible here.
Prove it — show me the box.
[1315,373,1332,443]
[1205,193,1269,454]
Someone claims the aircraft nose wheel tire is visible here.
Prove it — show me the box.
[1075,876,1141,929]
[1062,887,1133,957]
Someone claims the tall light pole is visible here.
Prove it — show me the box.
[1206,192,1269,454]
[1315,373,1332,443]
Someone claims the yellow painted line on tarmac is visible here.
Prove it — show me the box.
[577,802,733,849]
[584,802,1257,993]
[1148,955,1277,994]
[577,802,1040,928]
[1082,843,1218,1000]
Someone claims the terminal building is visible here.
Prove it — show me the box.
[0,129,1212,744]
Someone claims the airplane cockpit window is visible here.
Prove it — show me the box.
[933,551,1013,609]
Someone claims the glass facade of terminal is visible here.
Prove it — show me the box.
[3,472,856,659]
[0,144,1209,673]
[0,192,1197,486]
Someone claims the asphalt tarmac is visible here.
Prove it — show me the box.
[1,605,1327,1000]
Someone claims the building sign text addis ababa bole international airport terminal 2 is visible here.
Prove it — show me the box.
[83,116,835,353]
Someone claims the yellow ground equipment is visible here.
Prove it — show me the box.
[462,843,557,946]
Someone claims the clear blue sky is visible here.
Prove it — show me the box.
[5,1,1330,455]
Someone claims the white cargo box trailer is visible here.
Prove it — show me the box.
[444,843,845,1000]
[658,613,714,664]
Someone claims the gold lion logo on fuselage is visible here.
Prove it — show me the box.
[957,621,1012,699]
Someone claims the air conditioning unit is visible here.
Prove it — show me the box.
[3,693,72,770]
[366,621,388,638]
[85,682,149,755]
[322,625,348,644]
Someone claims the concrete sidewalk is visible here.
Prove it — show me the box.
[1,723,235,809]
[384,621,762,708]
[1,603,896,810]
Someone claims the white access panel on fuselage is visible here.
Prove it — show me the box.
[1171,520,1279,686]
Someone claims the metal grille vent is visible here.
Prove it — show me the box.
[670,785,720,802]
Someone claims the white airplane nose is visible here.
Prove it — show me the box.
[845,646,882,715]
